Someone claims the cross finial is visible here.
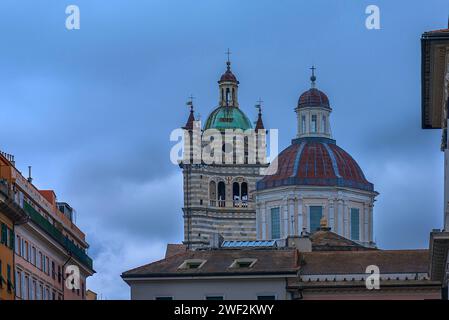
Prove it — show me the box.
[310,65,317,88]
[225,48,232,63]
[255,98,263,114]
[225,48,232,70]
[186,94,195,112]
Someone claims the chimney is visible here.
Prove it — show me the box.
[287,230,312,252]
[210,233,224,249]
[27,166,33,183]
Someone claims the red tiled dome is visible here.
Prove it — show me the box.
[219,69,238,83]
[298,88,330,109]
[219,61,238,83]
[257,137,373,191]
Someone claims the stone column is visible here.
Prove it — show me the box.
[261,203,267,240]
[297,197,303,235]
[343,200,349,238]
[289,198,295,236]
[364,203,369,243]
[337,199,343,235]
[328,199,335,232]
[283,197,289,238]
[369,204,374,243]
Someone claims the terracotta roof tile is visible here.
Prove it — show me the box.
[299,249,430,275]
[122,249,299,278]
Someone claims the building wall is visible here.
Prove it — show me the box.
[0,213,14,300]
[129,278,290,300]
[0,153,93,300]
[301,288,441,300]
[183,164,264,247]
[256,186,375,247]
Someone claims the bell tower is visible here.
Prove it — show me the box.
[180,54,268,248]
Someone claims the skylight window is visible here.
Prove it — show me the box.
[229,258,257,269]
[178,259,207,270]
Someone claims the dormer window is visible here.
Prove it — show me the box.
[311,114,317,132]
[178,259,207,270]
[229,258,257,269]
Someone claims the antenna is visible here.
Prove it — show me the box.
[27,166,33,183]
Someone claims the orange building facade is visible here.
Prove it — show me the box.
[0,202,15,300]
[0,151,94,300]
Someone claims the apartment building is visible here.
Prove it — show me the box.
[0,151,94,300]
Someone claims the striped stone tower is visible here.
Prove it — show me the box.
[180,58,268,248]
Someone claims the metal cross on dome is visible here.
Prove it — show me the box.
[310,65,317,87]
[225,48,232,63]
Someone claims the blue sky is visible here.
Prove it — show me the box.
[0,0,447,299]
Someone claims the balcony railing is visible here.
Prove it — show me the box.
[208,199,251,208]
[23,201,93,271]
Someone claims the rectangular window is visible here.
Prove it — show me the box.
[21,239,25,258]
[23,274,28,300]
[51,261,55,279]
[351,208,360,240]
[45,257,49,275]
[16,270,22,299]
[7,264,12,292]
[6,228,10,248]
[301,115,306,133]
[270,207,281,239]
[58,265,62,283]
[0,223,7,244]
[37,283,42,300]
[15,235,20,255]
[309,206,323,232]
[6,228,14,250]
[32,247,36,266]
[322,115,327,133]
[311,115,317,132]
[24,241,29,261]
[38,252,42,270]
[30,279,36,300]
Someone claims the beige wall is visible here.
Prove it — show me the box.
[128,277,290,300]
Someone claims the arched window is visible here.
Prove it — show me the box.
[301,115,306,133]
[322,115,327,133]
[225,88,230,104]
[209,181,216,206]
[311,114,317,133]
[233,182,240,207]
[241,182,248,207]
[217,181,226,207]
[232,88,235,102]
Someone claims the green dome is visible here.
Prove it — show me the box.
[204,106,253,131]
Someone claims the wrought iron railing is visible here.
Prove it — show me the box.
[23,201,93,270]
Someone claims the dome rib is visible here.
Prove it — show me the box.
[297,88,331,109]
[257,138,373,192]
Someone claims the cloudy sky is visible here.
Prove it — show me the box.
[0,0,447,299]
